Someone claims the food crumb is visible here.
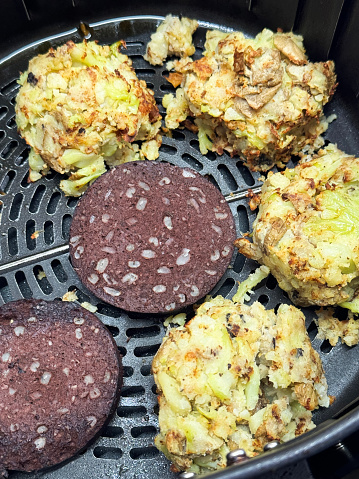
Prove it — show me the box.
[36,270,46,280]
[62,291,78,302]
[315,308,359,347]
[81,302,98,313]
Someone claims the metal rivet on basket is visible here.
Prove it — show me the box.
[78,22,93,39]
[178,472,197,479]
[226,449,249,466]
[264,441,280,452]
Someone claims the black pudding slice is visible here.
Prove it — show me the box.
[69,161,236,314]
[0,299,122,473]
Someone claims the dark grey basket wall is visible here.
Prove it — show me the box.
[1,2,359,479]
[0,0,356,79]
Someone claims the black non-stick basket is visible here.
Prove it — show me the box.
[1,1,359,479]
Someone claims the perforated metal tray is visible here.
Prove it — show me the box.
[1,15,359,479]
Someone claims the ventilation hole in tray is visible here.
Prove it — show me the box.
[136,68,156,77]
[156,103,165,117]
[129,54,147,63]
[120,385,145,398]
[0,131,5,143]
[189,139,201,153]
[206,151,217,161]
[1,169,15,193]
[7,227,18,255]
[215,277,235,297]
[320,340,333,354]
[159,83,176,93]
[67,196,79,208]
[33,266,53,295]
[96,303,123,318]
[51,259,68,282]
[181,153,203,171]
[9,192,23,220]
[15,271,32,299]
[140,364,152,376]
[130,447,159,460]
[20,170,30,188]
[144,81,154,89]
[236,161,256,187]
[153,403,159,416]
[188,138,216,161]
[29,184,46,213]
[258,294,269,306]
[70,287,91,304]
[123,366,134,378]
[266,274,277,290]
[93,446,123,460]
[0,277,11,302]
[1,79,19,97]
[117,405,147,418]
[126,325,161,338]
[6,116,16,129]
[44,169,57,180]
[205,174,221,191]
[151,384,158,395]
[106,325,120,337]
[0,106,7,120]
[26,219,36,250]
[134,343,161,357]
[131,425,157,438]
[102,426,124,439]
[217,164,238,191]
[44,220,54,245]
[124,41,144,48]
[307,320,318,341]
[14,147,29,167]
[171,130,185,141]
[159,143,177,155]
[2,140,18,159]
[118,346,127,357]
[236,204,249,232]
[232,253,245,274]
[61,214,72,240]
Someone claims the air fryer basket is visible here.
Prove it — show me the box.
[1,2,359,478]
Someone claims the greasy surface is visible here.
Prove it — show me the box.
[235,143,359,308]
[152,295,329,473]
[70,161,236,313]
[15,40,162,196]
[161,26,337,171]
[0,299,122,472]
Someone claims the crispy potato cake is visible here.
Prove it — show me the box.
[152,293,329,473]
[159,26,336,171]
[144,14,198,66]
[235,144,359,309]
[15,40,162,196]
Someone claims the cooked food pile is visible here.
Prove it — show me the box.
[235,144,359,309]
[15,40,162,196]
[69,161,235,313]
[0,299,122,472]
[144,14,198,66]
[152,25,336,171]
[152,291,330,473]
